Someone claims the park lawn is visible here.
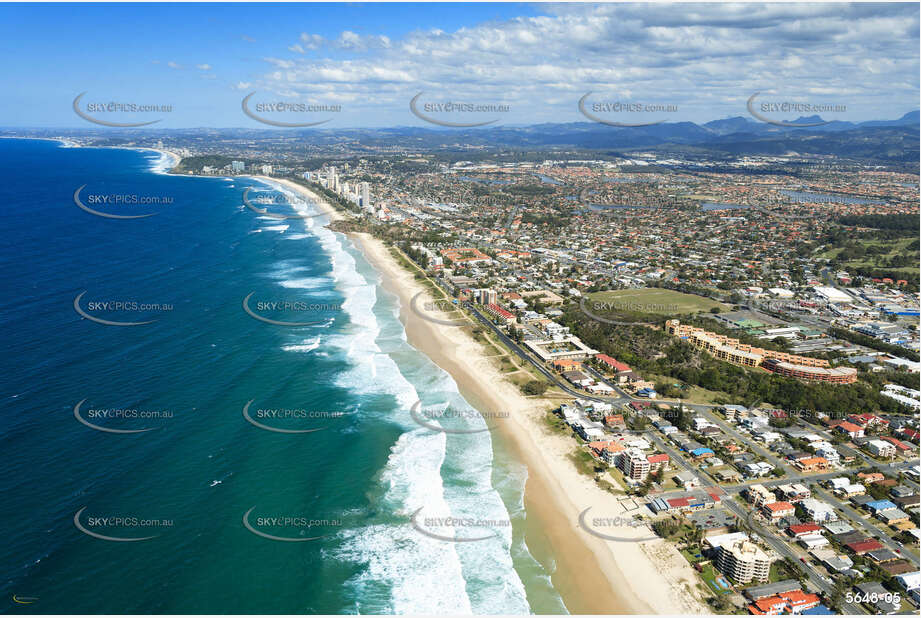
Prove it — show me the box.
[588,288,730,316]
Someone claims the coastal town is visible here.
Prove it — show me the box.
[292,155,919,614]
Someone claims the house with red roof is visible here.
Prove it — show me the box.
[881,436,911,453]
[786,523,822,538]
[647,453,670,473]
[834,421,865,439]
[846,539,884,555]
[848,413,889,430]
[763,501,795,520]
[748,590,821,615]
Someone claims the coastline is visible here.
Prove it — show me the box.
[249,175,345,222]
[267,178,708,614]
[143,156,706,613]
[350,232,707,615]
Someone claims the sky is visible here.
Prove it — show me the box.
[1,2,918,128]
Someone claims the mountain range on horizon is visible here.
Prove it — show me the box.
[3,110,919,165]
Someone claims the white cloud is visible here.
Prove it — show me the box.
[247,3,917,123]
[196,64,212,71]
[299,33,324,49]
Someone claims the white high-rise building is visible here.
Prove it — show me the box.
[708,532,773,584]
[231,160,245,173]
[361,182,371,209]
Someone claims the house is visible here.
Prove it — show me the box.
[848,413,889,430]
[835,421,865,439]
[776,483,811,503]
[787,523,822,538]
[857,471,886,484]
[794,457,829,472]
[877,508,910,526]
[742,462,775,478]
[748,590,821,615]
[675,470,702,490]
[562,370,594,387]
[800,499,838,523]
[763,501,796,520]
[715,468,742,483]
[866,499,897,514]
[853,582,900,614]
[810,548,854,574]
[867,548,900,564]
[604,414,626,430]
[647,453,670,473]
[601,443,625,466]
[690,447,715,459]
[828,477,866,496]
[882,436,911,453]
[798,534,830,550]
[895,571,920,605]
[846,538,884,555]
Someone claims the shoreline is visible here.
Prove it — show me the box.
[269,178,708,614]
[48,141,704,613]
[248,175,345,222]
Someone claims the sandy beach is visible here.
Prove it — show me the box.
[235,177,708,614]
[349,233,709,615]
[249,176,345,223]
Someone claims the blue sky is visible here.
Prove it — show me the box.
[2,2,918,128]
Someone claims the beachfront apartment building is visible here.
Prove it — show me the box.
[618,448,651,481]
[708,532,774,584]
[484,303,516,325]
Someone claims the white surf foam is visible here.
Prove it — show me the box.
[274,183,532,614]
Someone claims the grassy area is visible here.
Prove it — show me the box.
[818,237,919,276]
[568,448,602,478]
[681,546,706,565]
[700,563,733,595]
[588,288,730,316]
[645,372,732,405]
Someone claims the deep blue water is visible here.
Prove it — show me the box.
[0,139,564,614]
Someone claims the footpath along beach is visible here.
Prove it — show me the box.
[178,163,707,615]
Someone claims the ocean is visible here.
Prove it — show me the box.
[0,139,566,614]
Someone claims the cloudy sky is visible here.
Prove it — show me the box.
[3,2,918,127]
